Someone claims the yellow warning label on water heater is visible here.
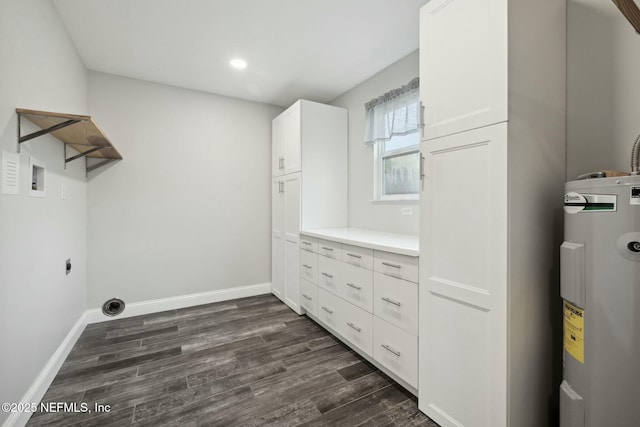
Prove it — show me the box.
[564,301,585,364]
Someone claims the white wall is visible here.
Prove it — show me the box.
[567,0,640,179]
[87,72,282,309]
[0,0,88,423]
[330,51,420,236]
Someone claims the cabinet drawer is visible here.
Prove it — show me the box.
[373,251,419,283]
[340,300,374,357]
[318,255,342,294]
[373,316,418,388]
[300,278,318,316]
[342,244,373,270]
[340,263,374,312]
[300,248,318,284]
[318,288,342,332]
[318,239,342,259]
[373,272,419,335]
[300,235,319,253]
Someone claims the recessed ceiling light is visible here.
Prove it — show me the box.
[230,58,247,70]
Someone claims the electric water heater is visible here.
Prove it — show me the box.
[560,175,640,427]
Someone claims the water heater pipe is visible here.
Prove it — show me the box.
[632,135,640,175]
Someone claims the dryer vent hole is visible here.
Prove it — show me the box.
[102,298,125,317]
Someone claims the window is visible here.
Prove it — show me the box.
[374,132,419,200]
[364,78,420,201]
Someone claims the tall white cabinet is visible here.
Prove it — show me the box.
[271,100,348,314]
[418,1,566,426]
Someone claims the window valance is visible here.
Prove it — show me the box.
[364,77,420,146]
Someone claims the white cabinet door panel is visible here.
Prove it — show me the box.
[284,173,301,244]
[318,288,342,333]
[419,123,507,427]
[319,239,342,259]
[271,176,285,301]
[284,239,301,314]
[272,235,284,301]
[373,272,419,336]
[300,278,318,316]
[420,0,507,140]
[373,316,418,389]
[284,102,301,175]
[339,299,373,357]
[300,235,318,253]
[272,177,284,236]
[272,114,285,177]
[300,248,318,285]
[342,244,373,270]
[339,262,373,313]
[373,251,419,284]
[318,255,342,295]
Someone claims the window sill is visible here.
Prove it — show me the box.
[370,198,419,205]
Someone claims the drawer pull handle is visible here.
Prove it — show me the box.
[302,264,312,269]
[302,241,312,246]
[381,344,401,357]
[346,322,362,332]
[321,272,334,278]
[321,246,334,251]
[347,253,362,259]
[302,294,312,300]
[346,282,362,291]
[321,306,333,314]
[381,297,402,307]
[382,262,402,269]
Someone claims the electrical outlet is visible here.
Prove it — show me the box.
[401,207,413,216]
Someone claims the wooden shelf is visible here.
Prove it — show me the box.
[16,108,122,169]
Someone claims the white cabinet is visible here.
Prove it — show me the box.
[419,123,508,427]
[271,177,285,300]
[418,1,565,426]
[300,246,318,284]
[419,0,507,141]
[283,173,300,245]
[373,272,419,336]
[271,100,348,315]
[272,102,302,177]
[300,229,420,395]
[373,316,418,389]
[300,278,318,316]
[272,111,284,177]
[272,173,301,312]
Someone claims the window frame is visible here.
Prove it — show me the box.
[373,132,420,202]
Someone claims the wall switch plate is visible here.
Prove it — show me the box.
[61,183,67,200]
[66,259,71,275]
[401,207,413,216]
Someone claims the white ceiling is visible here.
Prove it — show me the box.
[52,0,429,107]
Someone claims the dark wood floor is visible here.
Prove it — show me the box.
[27,294,438,426]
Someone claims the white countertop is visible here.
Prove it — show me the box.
[300,227,419,257]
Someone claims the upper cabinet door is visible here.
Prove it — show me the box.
[272,114,285,177]
[283,102,302,175]
[420,0,507,141]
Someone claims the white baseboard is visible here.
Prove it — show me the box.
[85,282,272,324]
[2,312,88,427]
